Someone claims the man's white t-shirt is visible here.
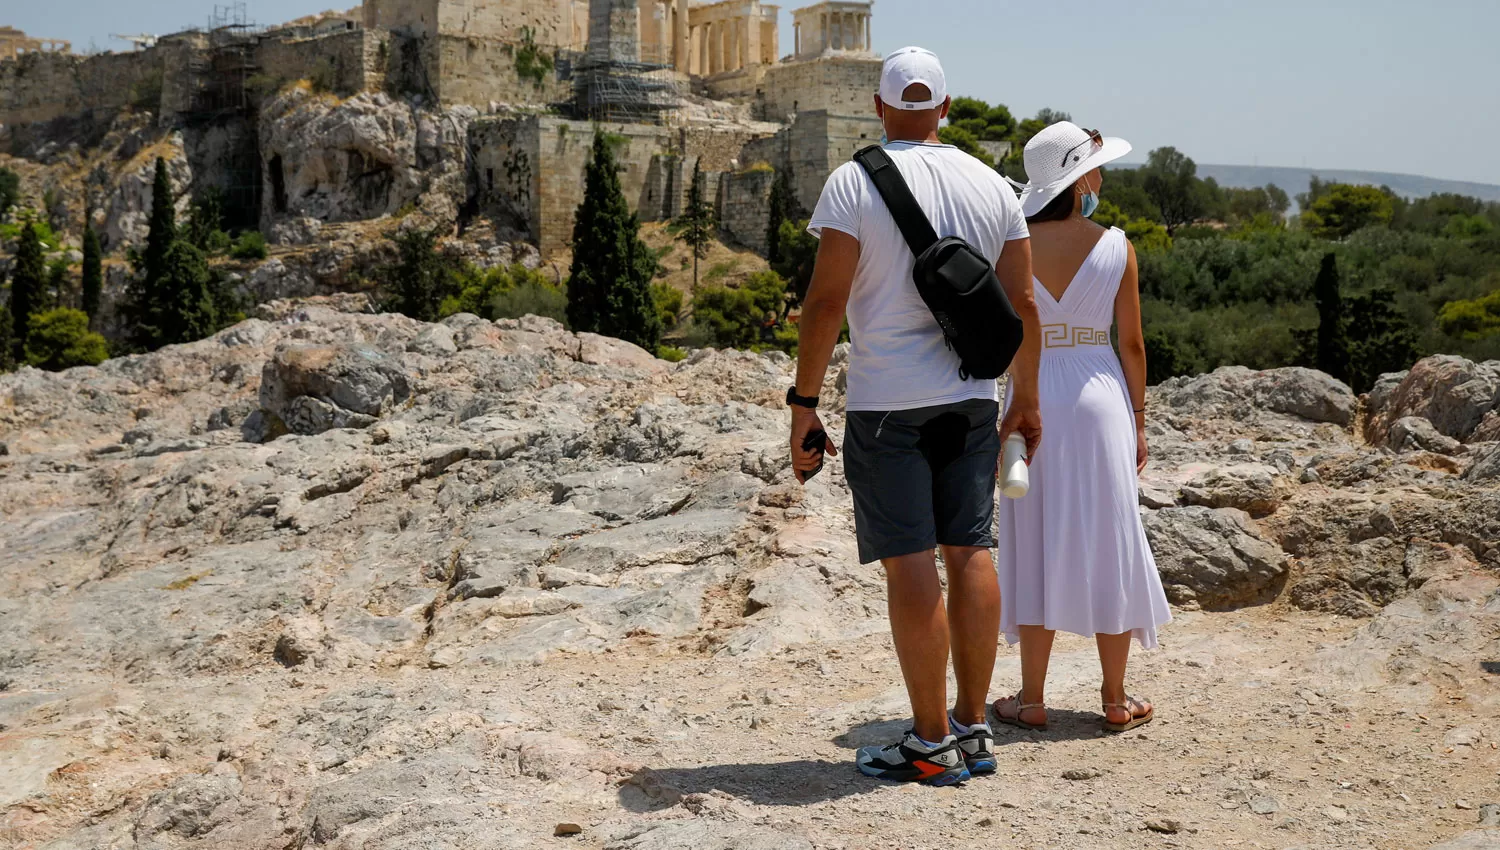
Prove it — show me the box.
[808,141,1029,412]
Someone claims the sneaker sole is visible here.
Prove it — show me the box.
[858,763,972,786]
[966,758,997,775]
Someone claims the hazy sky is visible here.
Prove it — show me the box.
[13,0,1499,185]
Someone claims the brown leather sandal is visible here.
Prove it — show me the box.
[991,693,1048,731]
[1102,696,1153,733]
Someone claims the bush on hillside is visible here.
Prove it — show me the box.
[690,270,793,352]
[24,308,109,370]
[231,231,269,260]
[439,263,569,325]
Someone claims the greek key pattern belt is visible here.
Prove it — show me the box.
[1041,323,1111,348]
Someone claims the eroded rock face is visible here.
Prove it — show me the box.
[258,90,476,239]
[1156,366,1356,427]
[98,137,193,253]
[1389,415,1465,455]
[1143,506,1288,610]
[1365,355,1500,446]
[2,302,1497,848]
[258,343,413,436]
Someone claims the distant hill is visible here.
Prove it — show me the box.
[1111,162,1500,207]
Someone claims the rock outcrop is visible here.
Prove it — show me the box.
[1,301,1495,850]
[1365,354,1500,446]
[259,89,477,239]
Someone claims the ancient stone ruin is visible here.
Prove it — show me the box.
[0,0,881,258]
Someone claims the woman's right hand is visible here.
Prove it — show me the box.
[1136,430,1149,474]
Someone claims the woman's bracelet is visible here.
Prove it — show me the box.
[1133,406,1146,414]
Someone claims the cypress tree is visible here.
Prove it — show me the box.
[674,163,716,289]
[156,241,219,345]
[766,167,794,268]
[567,133,662,351]
[9,221,46,362]
[0,305,14,372]
[1313,252,1349,383]
[124,157,182,350]
[82,224,103,323]
[381,228,458,322]
[144,157,176,287]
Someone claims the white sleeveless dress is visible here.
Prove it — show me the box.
[997,227,1173,648]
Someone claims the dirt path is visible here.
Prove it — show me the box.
[469,603,1497,849]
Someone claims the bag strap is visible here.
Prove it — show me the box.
[853,145,940,258]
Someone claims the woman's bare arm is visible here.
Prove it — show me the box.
[1114,241,1149,469]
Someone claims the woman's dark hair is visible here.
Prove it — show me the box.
[1025,186,1076,224]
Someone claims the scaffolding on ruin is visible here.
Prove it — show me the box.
[566,43,682,125]
[179,2,266,229]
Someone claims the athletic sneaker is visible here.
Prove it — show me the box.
[855,731,970,786]
[950,714,996,775]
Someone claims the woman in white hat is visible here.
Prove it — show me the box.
[991,122,1172,733]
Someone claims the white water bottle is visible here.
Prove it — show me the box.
[1001,433,1030,499]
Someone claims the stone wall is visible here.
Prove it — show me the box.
[0,29,390,130]
[702,54,879,123]
[718,166,773,253]
[0,47,163,126]
[740,109,880,216]
[473,114,776,257]
[473,116,670,256]
[256,30,385,97]
[432,35,572,107]
[760,56,879,121]
[363,0,442,37]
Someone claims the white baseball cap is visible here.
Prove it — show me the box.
[879,46,947,111]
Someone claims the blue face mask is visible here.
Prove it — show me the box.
[1080,190,1099,218]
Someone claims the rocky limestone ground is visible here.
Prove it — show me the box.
[1,299,1498,850]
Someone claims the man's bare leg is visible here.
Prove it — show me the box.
[941,544,1000,727]
[883,549,950,743]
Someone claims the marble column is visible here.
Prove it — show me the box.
[657,2,668,61]
[794,22,800,56]
[747,10,762,66]
[865,14,872,51]
[675,0,689,71]
[739,17,750,69]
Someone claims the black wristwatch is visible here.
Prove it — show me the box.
[786,387,819,409]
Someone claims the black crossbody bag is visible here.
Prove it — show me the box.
[853,145,1024,380]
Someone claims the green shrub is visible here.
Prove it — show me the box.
[656,345,687,362]
[690,270,790,352]
[1,216,60,251]
[0,167,19,222]
[24,308,108,370]
[489,276,569,324]
[230,231,269,260]
[514,26,554,85]
[652,282,683,329]
[438,262,569,325]
[381,228,464,322]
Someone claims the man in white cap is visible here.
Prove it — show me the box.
[787,46,1044,785]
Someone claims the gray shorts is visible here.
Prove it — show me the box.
[842,398,1000,565]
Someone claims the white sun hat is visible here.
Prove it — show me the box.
[1007,121,1133,218]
